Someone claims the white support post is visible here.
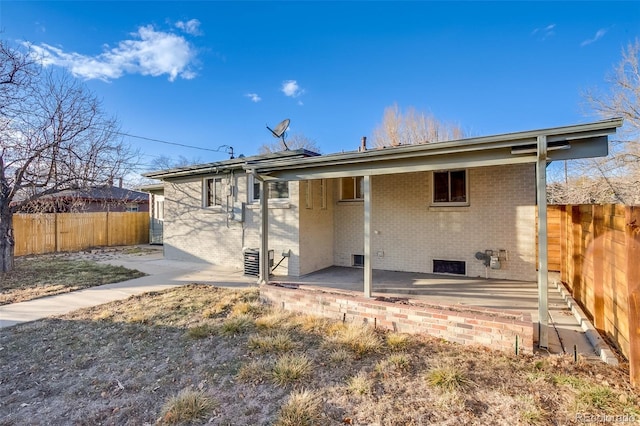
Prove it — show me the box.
[363,175,372,298]
[259,177,270,285]
[536,135,549,349]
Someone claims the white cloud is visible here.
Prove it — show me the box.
[281,80,304,98]
[28,24,198,82]
[532,24,556,40]
[175,19,202,36]
[581,28,607,47]
[245,93,262,102]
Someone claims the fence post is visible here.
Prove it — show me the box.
[593,205,605,331]
[626,206,640,388]
[54,213,59,253]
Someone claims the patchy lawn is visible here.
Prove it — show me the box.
[0,285,638,425]
[0,256,146,305]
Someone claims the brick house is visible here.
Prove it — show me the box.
[144,119,621,347]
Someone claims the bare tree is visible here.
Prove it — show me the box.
[258,133,321,154]
[0,41,138,272]
[372,103,466,148]
[554,39,640,205]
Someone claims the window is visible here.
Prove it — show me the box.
[340,176,364,201]
[432,170,468,205]
[252,180,289,201]
[204,177,223,207]
[125,204,139,212]
[155,200,164,220]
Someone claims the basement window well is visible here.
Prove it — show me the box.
[433,259,466,275]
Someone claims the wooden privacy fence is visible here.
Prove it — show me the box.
[537,206,562,272]
[13,212,149,256]
[553,204,639,387]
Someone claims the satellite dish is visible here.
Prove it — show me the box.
[266,118,291,150]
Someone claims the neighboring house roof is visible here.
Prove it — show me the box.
[142,149,320,180]
[41,186,149,203]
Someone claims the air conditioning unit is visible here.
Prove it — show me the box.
[243,248,274,277]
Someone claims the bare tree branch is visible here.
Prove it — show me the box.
[0,40,140,272]
[372,103,466,148]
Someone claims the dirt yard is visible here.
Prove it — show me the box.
[1,284,638,425]
[0,246,154,305]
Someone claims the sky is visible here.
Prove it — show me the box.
[2,1,639,178]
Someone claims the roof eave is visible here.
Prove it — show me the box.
[244,118,623,177]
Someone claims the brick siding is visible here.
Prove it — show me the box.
[261,283,534,353]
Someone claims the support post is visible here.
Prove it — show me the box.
[363,175,372,298]
[537,135,549,349]
[259,177,270,285]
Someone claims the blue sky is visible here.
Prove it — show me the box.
[2,1,639,175]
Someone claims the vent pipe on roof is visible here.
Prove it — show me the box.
[359,136,367,152]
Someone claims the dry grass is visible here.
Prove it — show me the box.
[347,371,374,396]
[426,363,475,392]
[271,353,312,387]
[247,331,297,353]
[220,313,255,336]
[0,257,145,305]
[274,389,322,426]
[327,323,382,356]
[159,389,215,425]
[1,284,639,425]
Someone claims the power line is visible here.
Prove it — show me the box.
[116,131,232,154]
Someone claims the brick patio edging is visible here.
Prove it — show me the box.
[260,283,534,353]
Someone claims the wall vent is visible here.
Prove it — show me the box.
[433,259,466,275]
[352,254,364,267]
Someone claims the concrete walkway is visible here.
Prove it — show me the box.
[0,250,254,328]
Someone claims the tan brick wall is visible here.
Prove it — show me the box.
[298,179,335,275]
[332,164,537,281]
[163,173,301,275]
[261,284,533,353]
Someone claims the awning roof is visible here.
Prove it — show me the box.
[244,118,623,181]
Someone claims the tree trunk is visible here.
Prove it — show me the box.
[0,209,15,273]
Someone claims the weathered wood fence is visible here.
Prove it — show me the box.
[550,204,639,387]
[13,212,149,256]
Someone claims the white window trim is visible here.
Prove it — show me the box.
[203,176,224,209]
[430,169,469,207]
